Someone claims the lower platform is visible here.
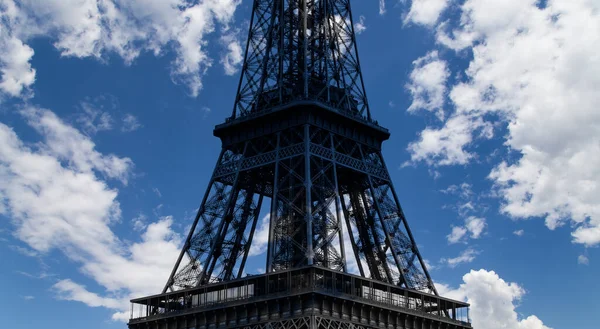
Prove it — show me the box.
[129,266,471,329]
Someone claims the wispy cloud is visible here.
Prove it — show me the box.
[354,15,367,34]
[0,107,179,321]
[441,248,479,268]
[121,114,142,132]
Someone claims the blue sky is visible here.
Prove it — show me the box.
[0,1,598,329]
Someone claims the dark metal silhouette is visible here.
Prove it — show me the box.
[129,1,472,328]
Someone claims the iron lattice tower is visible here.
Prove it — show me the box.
[129,1,472,328]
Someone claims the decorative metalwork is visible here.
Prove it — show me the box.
[162,0,438,295]
[131,2,472,329]
[164,124,437,294]
[232,0,372,122]
[124,0,471,329]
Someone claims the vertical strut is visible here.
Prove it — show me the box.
[359,145,408,287]
[359,190,393,282]
[304,124,314,265]
[330,133,347,272]
[237,193,264,278]
[339,192,365,277]
[267,132,281,272]
[162,149,226,293]
[199,142,249,285]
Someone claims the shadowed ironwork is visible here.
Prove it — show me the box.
[129,1,472,328]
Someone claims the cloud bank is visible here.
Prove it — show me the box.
[0,0,242,99]
[406,0,600,246]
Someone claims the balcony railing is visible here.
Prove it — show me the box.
[130,266,470,326]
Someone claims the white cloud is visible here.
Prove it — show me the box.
[201,106,212,119]
[408,0,600,246]
[406,51,449,120]
[354,15,367,34]
[121,114,142,132]
[423,258,437,271]
[0,0,36,98]
[249,214,270,256]
[220,30,243,76]
[379,0,386,15]
[513,229,524,237]
[132,213,147,231]
[53,279,125,309]
[20,107,133,184]
[439,269,551,329]
[405,0,451,27]
[408,114,493,166]
[76,96,142,134]
[0,0,242,99]
[10,244,38,257]
[447,226,467,244]
[441,248,478,267]
[77,101,113,135]
[441,182,473,198]
[0,107,181,321]
[577,255,589,265]
[465,216,486,238]
[0,36,35,98]
[446,216,486,244]
[340,219,362,276]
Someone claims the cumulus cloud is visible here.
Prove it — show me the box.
[577,255,589,265]
[0,0,242,98]
[438,269,552,329]
[0,36,35,98]
[406,51,449,120]
[408,114,493,166]
[405,0,450,27]
[407,0,600,246]
[447,226,467,244]
[465,216,486,238]
[0,107,181,321]
[447,216,486,244]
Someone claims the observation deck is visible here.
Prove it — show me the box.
[129,266,471,329]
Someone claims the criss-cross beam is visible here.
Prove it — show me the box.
[161,0,439,297]
[232,0,371,121]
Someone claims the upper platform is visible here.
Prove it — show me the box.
[215,99,390,150]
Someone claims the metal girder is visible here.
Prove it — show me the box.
[164,126,437,294]
[161,0,438,296]
[232,0,372,122]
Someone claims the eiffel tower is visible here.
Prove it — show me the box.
[129,1,471,328]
